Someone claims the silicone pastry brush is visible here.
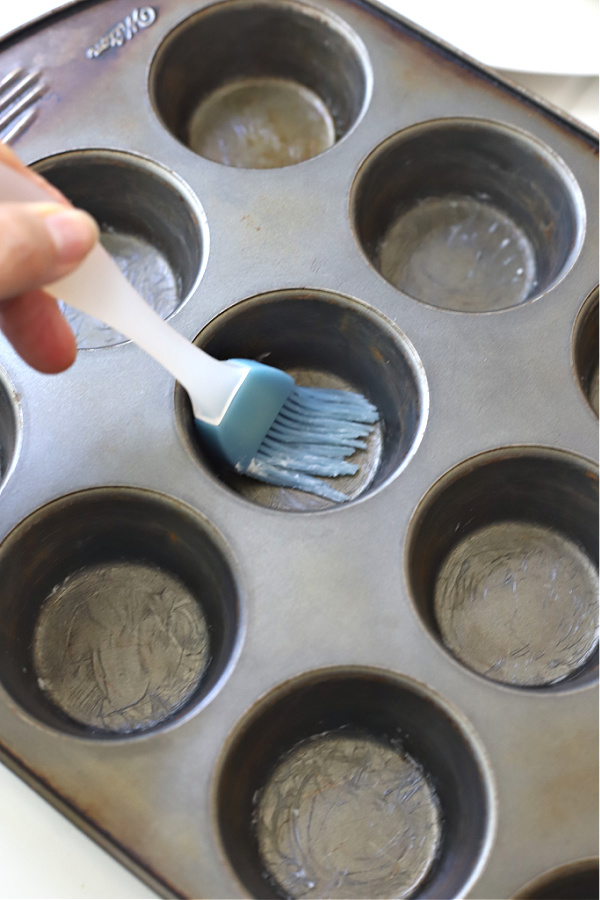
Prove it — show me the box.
[0,158,378,501]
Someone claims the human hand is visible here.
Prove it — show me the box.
[0,142,99,373]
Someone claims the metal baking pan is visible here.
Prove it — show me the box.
[0,1,597,897]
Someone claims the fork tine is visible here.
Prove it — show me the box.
[0,67,45,144]
[0,67,25,94]
[0,82,46,130]
[0,68,43,113]
[1,107,38,145]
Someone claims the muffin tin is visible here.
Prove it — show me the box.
[0,0,597,897]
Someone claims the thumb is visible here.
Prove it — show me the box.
[0,202,99,302]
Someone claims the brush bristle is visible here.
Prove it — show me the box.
[241,386,379,502]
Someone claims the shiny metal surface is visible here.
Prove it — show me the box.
[33,561,212,733]
[216,669,491,900]
[150,0,371,166]
[0,0,597,897]
[434,521,598,686]
[187,77,337,168]
[352,119,586,312]
[255,733,441,899]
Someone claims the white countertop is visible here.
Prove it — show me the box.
[0,2,597,897]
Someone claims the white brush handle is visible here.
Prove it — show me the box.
[0,159,246,424]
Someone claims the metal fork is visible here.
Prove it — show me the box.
[0,67,46,144]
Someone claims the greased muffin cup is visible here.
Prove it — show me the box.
[0,0,597,897]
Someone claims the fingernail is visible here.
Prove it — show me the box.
[42,207,99,263]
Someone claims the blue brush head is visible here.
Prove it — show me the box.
[193,359,295,470]
[193,359,378,502]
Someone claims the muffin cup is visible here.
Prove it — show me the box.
[0,488,242,737]
[216,668,493,899]
[150,0,371,167]
[352,119,585,311]
[406,448,598,688]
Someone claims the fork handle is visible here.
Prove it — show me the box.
[0,158,247,424]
